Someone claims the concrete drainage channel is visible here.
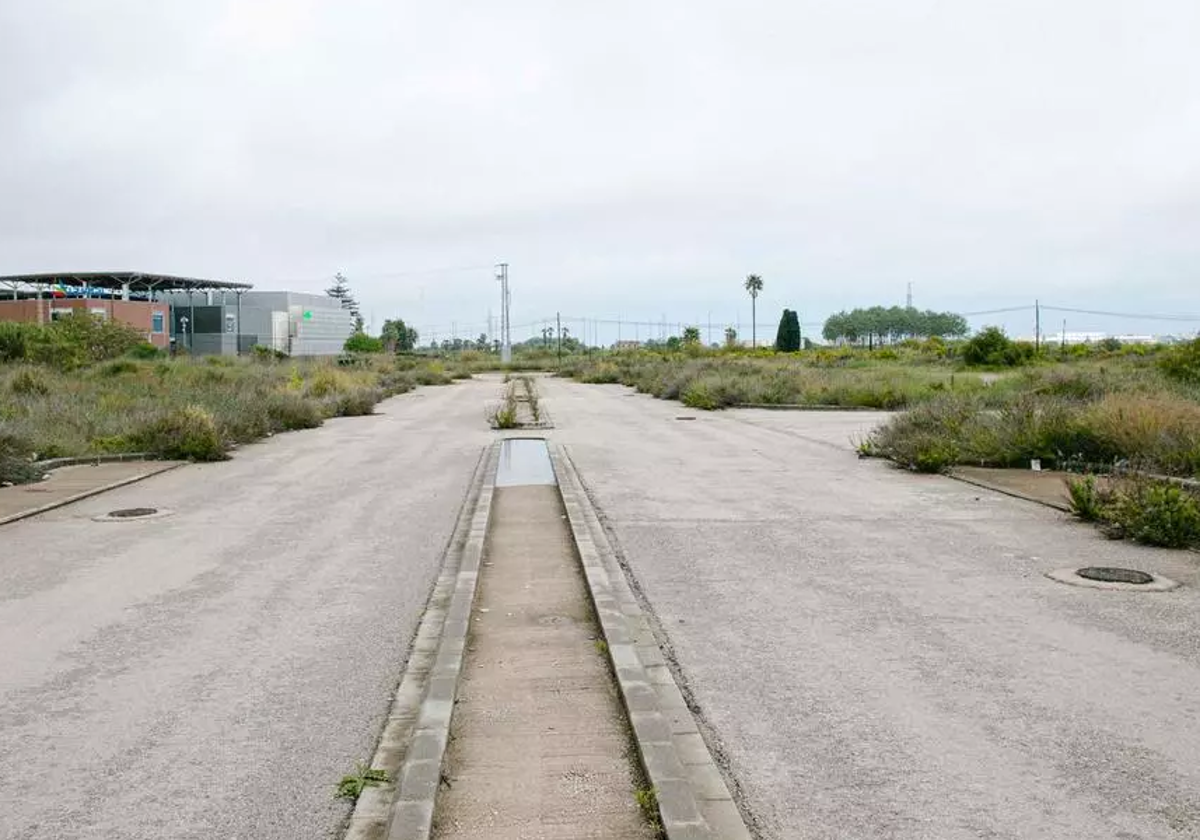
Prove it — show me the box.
[347,438,749,840]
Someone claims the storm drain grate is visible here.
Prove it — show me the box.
[1077,567,1154,585]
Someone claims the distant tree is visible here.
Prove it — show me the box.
[326,272,361,321]
[724,326,738,348]
[775,309,801,352]
[822,306,967,346]
[476,333,489,350]
[744,274,764,347]
[665,336,683,351]
[381,318,418,352]
[683,326,701,345]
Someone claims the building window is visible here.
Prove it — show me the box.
[152,312,165,333]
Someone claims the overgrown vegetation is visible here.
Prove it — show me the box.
[0,348,463,484]
[562,339,1200,482]
[1067,475,1200,549]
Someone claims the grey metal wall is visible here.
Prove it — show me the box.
[159,290,353,356]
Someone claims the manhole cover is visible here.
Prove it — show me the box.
[1077,567,1153,585]
[92,507,173,523]
[1045,567,1179,591]
[108,507,158,518]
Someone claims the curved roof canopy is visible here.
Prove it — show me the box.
[0,271,252,292]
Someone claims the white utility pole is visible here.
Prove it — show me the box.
[496,263,511,363]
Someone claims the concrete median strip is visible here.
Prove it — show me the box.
[552,443,753,840]
[348,438,751,840]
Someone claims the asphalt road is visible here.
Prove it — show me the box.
[544,379,1200,840]
[0,379,494,840]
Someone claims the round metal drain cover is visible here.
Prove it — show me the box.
[92,507,173,523]
[1045,566,1179,592]
[109,507,158,519]
[1077,567,1153,585]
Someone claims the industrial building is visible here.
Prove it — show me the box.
[0,272,354,356]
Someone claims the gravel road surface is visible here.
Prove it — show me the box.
[544,379,1200,840]
[0,380,493,840]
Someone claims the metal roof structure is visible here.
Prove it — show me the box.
[0,271,252,293]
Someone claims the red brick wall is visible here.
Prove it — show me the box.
[0,299,170,348]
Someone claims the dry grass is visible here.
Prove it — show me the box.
[0,355,453,481]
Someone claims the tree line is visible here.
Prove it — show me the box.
[822,307,968,345]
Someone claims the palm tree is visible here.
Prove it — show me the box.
[744,274,764,347]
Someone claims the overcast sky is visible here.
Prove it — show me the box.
[2,1,1198,342]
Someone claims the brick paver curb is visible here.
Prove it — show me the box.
[343,443,497,840]
[551,444,752,840]
[0,462,185,527]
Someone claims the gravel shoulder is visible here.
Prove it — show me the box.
[0,379,495,840]
[542,379,1200,840]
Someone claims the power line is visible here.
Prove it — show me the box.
[1040,305,1200,323]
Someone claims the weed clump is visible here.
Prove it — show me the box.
[133,406,227,461]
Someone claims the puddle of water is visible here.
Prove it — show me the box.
[495,438,557,487]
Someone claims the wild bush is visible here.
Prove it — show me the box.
[344,332,384,353]
[9,366,51,395]
[335,388,380,417]
[132,406,226,461]
[1159,338,1200,385]
[0,429,42,485]
[1103,480,1200,548]
[962,327,1035,367]
[0,322,33,362]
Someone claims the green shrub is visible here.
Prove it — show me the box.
[344,332,385,353]
[0,429,43,485]
[127,343,163,359]
[335,388,380,417]
[1105,480,1200,548]
[27,310,144,369]
[133,406,227,461]
[1067,475,1105,521]
[266,392,325,430]
[0,322,33,362]
[963,327,1034,367]
[415,366,451,386]
[251,344,288,361]
[1159,338,1200,384]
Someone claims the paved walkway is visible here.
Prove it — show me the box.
[0,461,181,524]
[434,483,653,839]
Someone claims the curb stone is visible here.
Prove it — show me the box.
[342,443,497,840]
[551,443,752,840]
